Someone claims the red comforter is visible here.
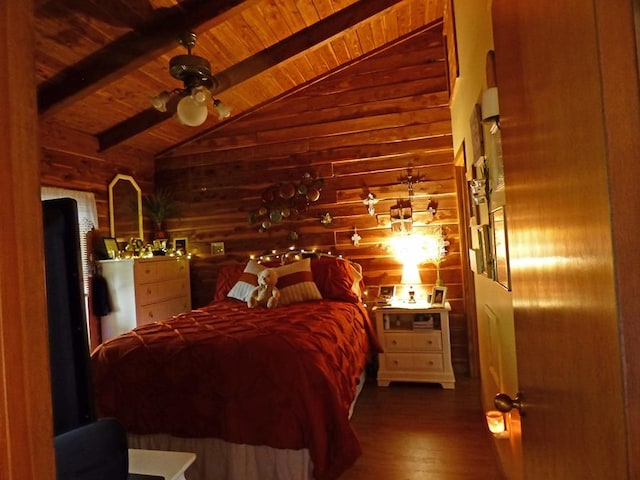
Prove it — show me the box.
[91,298,380,480]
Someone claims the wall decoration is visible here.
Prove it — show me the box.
[469,103,484,163]
[351,228,361,246]
[210,242,225,256]
[491,206,510,290]
[247,172,324,232]
[320,212,333,226]
[362,193,379,215]
[471,225,493,278]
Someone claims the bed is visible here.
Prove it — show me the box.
[91,255,381,480]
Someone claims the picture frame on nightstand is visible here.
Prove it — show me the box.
[378,285,395,304]
[431,285,447,307]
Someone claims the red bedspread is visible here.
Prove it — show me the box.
[91,299,381,480]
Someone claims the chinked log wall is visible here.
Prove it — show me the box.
[156,25,470,375]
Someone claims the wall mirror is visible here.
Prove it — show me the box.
[109,174,143,243]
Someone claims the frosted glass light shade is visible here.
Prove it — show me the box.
[176,95,208,126]
[214,99,232,120]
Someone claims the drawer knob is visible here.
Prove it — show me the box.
[391,340,397,345]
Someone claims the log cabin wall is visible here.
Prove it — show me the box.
[157,24,470,375]
[39,121,155,235]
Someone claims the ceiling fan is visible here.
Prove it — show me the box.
[151,32,231,127]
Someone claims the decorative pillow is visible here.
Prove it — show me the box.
[311,256,361,303]
[214,263,247,302]
[274,258,322,306]
[227,259,266,301]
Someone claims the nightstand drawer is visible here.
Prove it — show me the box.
[384,332,442,352]
[384,353,444,372]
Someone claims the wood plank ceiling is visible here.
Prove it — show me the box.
[35,0,446,159]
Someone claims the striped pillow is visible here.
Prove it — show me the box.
[275,258,322,305]
[227,259,265,301]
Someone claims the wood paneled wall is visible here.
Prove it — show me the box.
[39,121,156,234]
[157,25,470,374]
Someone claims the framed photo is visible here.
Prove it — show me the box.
[431,285,448,307]
[491,206,511,290]
[379,285,396,304]
[130,238,143,250]
[210,241,225,256]
[102,237,119,259]
[174,237,188,253]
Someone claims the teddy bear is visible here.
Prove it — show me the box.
[247,268,280,309]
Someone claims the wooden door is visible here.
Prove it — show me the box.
[491,0,640,478]
[0,0,56,478]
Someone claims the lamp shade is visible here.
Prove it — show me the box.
[481,86,499,121]
[401,263,422,286]
[176,95,208,126]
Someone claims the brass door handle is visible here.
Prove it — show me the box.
[494,392,525,416]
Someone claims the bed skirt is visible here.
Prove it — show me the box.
[127,370,367,480]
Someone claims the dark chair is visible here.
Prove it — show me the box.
[54,417,163,480]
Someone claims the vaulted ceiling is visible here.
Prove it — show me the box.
[35,0,446,159]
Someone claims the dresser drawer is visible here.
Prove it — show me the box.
[384,331,443,352]
[134,258,188,284]
[136,278,189,305]
[383,353,444,372]
[136,296,191,326]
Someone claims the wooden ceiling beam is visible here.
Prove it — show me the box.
[37,0,262,117]
[97,0,407,152]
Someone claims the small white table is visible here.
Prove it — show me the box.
[129,449,196,480]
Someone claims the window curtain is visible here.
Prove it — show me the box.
[41,187,99,315]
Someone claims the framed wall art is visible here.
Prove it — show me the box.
[491,206,510,290]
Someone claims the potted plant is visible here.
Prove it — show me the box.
[143,188,178,239]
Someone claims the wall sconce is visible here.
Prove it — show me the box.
[485,410,508,437]
[481,86,500,133]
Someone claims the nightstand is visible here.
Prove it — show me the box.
[374,304,455,389]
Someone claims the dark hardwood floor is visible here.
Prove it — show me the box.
[341,377,504,479]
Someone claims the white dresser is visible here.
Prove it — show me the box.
[99,256,191,342]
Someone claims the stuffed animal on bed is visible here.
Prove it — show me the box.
[247,268,280,309]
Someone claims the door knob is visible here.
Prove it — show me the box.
[494,392,525,416]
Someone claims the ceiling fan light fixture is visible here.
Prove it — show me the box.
[150,91,170,112]
[214,99,231,120]
[191,86,211,106]
[176,95,208,127]
[152,31,230,127]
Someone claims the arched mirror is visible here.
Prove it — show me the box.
[109,174,143,243]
